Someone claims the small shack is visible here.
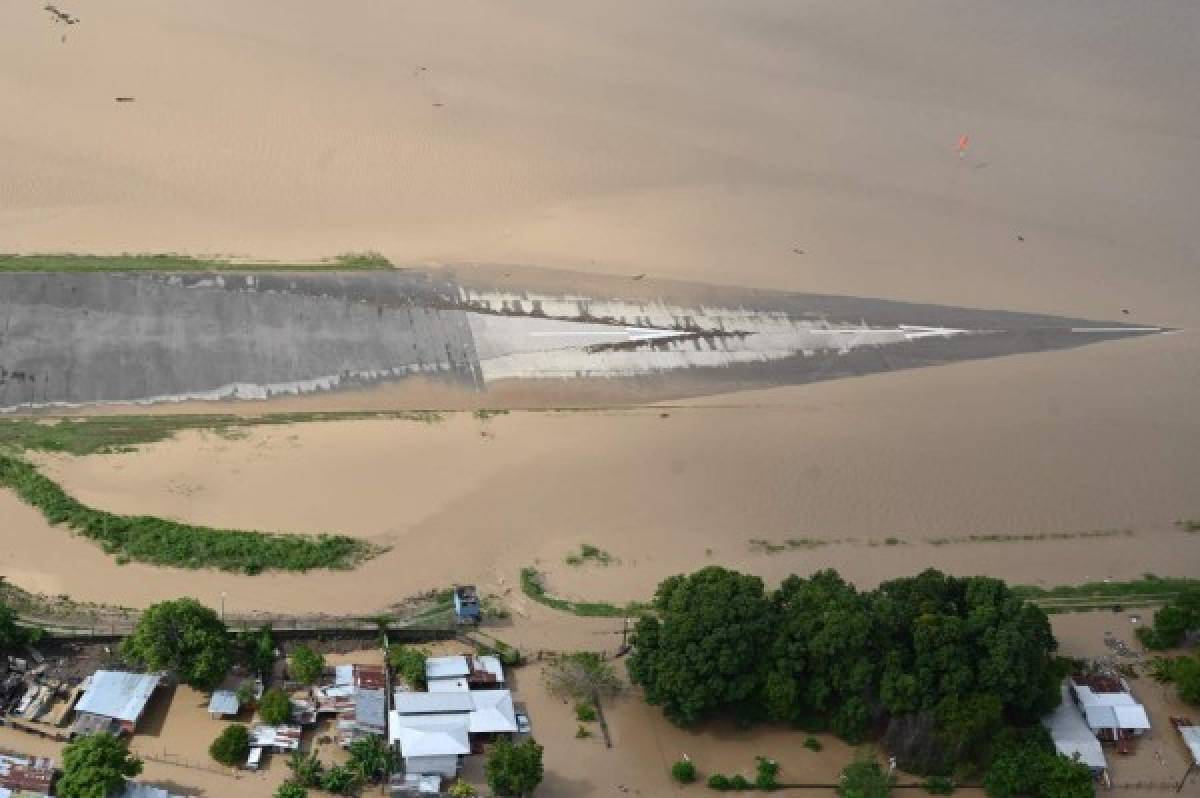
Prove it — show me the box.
[207,690,240,720]
[1070,675,1151,744]
[0,751,54,797]
[452,586,481,624]
[71,671,163,737]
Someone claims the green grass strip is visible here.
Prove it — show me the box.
[0,412,441,457]
[0,454,380,574]
[520,567,648,618]
[1013,575,1200,602]
[0,252,392,272]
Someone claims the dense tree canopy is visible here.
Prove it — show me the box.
[627,567,775,725]
[123,598,231,690]
[764,570,877,739]
[57,732,143,798]
[837,759,892,798]
[628,567,1064,776]
[486,738,544,797]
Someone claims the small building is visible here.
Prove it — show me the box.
[393,692,475,717]
[118,783,186,798]
[1070,675,1151,743]
[0,751,54,797]
[466,689,517,735]
[391,772,443,795]
[71,671,163,736]
[249,724,303,754]
[207,690,240,719]
[1042,683,1108,783]
[388,712,470,778]
[453,586,481,624]
[425,655,505,691]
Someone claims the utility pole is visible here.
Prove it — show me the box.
[220,592,227,623]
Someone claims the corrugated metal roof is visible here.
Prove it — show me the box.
[119,783,185,798]
[207,690,240,716]
[75,672,162,722]
[428,678,469,693]
[475,656,505,684]
[355,689,387,731]
[1180,726,1200,766]
[394,692,474,714]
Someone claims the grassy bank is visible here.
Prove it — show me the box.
[0,252,393,272]
[0,453,380,573]
[0,412,441,456]
[520,567,648,618]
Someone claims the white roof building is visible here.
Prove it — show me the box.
[425,656,470,681]
[467,690,518,734]
[74,671,163,733]
[118,784,186,798]
[428,678,469,693]
[1180,725,1200,766]
[389,712,470,779]
[207,689,240,717]
[394,692,475,715]
[249,725,303,752]
[1071,680,1151,736]
[1042,684,1107,774]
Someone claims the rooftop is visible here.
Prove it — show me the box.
[467,689,517,734]
[426,656,470,681]
[393,692,474,715]
[0,752,54,794]
[389,712,471,757]
[75,671,163,722]
[207,690,240,716]
[1042,684,1107,771]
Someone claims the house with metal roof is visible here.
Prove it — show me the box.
[388,712,471,778]
[466,689,518,734]
[339,688,387,747]
[1070,675,1151,743]
[207,689,240,719]
[393,692,475,715]
[71,671,164,736]
[1042,684,1108,782]
[425,654,506,690]
[117,783,186,798]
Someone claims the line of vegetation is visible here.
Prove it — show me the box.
[926,529,1130,546]
[0,412,441,456]
[0,453,380,573]
[520,567,648,617]
[0,251,393,272]
[1013,575,1200,604]
[1179,519,1200,533]
[749,537,837,553]
[1133,586,1200,649]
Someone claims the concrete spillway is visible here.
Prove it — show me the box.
[0,270,1165,411]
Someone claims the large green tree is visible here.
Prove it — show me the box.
[763,570,877,740]
[123,598,231,690]
[57,732,143,798]
[258,687,292,725]
[837,758,892,798]
[486,738,544,797]
[347,735,393,784]
[627,567,774,725]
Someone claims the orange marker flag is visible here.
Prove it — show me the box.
[958,134,969,158]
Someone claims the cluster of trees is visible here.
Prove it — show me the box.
[388,644,428,690]
[983,729,1093,798]
[270,737,394,797]
[1137,588,1200,650]
[628,568,1066,779]
[486,738,544,797]
[0,595,37,655]
[56,733,143,798]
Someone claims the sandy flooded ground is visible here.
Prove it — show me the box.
[2,402,1194,617]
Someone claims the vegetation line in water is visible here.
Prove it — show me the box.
[0,454,380,574]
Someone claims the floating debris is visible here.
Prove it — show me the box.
[44,4,78,24]
[115,97,136,103]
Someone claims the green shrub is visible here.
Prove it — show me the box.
[320,764,361,795]
[754,757,780,790]
[575,724,591,738]
[923,776,955,795]
[575,702,598,722]
[837,759,891,798]
[259,687,291,725]
[388,645,428,690]
[287,751,323,788]
[804,737,823,752]
[275,782,307,798]
[708,773,731,790]
[672,759,698,783]
[730,774,752,790]
[209,724,250,766]
[290,645,325,684]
